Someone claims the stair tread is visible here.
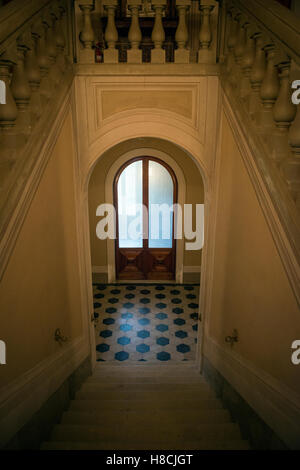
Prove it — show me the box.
[51,422,241,441]
[86,376,206,383]
[69,398,224,410]
[76,390,215,400]
[41,440,250,450]
[61,409,231,425]
[81,383,210,391]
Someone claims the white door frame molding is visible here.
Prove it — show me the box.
[104,148,188,283]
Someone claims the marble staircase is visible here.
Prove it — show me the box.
[41,363,250,450]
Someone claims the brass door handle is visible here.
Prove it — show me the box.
[225,329,238,347]
[54,328,68,345]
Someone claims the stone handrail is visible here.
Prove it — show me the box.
[0,0,73,278]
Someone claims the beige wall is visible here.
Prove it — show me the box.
[88,138,204,270]
[0,110,84,386]
[207,111,300,394]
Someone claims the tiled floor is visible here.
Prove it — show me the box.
[93,283,200,362]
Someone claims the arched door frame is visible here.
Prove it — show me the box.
[105,148,187,283]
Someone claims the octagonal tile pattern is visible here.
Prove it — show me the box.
[94,283,199,362]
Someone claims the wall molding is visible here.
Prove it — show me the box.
[204,335,300,449]
[0,336,89,449]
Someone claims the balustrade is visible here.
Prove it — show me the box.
[0,0,71,210]
[219,0,300,234]
[73,0,219,65]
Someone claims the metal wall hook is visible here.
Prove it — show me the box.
[225,329,238,347]
[54,328,68,345]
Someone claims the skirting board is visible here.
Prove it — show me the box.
[183,266,201,273]
[92,266,108,273]
[92,266,201,274]
[0,335,90,448]
[203,335,300,449]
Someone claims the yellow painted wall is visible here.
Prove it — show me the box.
[0,110,83,386]
[208,111,300,394]
[88,138,204,270]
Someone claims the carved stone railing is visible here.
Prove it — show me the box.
[74,0,219,64]
[0,0,73,274]
[218,0,300,284]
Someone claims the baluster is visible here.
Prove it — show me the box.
[25,28,42,123]
[11,37,32,138]
[151,0,167,64]
[258,43,280,128]
[54,4,67,72]
[175,0,191,64]
[233,14,248,87]
[286,104,300,207]
[186,0,200,63]
[127,0,142,64]
[225,7,238,85]
[79,0,95,63]
[46,10,62,86]
[0,51,18,170]
[248,32,266,116]
[35,19,51,103]
[240,24,255,100]
[198,1,215,64]
[271,61,297,162]
[103,0,118,64]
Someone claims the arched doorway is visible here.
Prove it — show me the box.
[114,156,177,280]
[85,137,209,366]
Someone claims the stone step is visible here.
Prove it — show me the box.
[94,363,197,369]
[86,375,206,384]
[80,382,210,393]
[41,439,250,450]
[61,409,231,426]
[51,423,241,442]
[92,365,200,377]
[69,397,224,412]
[75,389,214,401]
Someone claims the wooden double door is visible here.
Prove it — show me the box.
[114,157,177,280]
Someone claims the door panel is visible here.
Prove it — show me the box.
[117,159,143,248]
[115,157,176,280]
[147,249,175,280]
[117,248,145,280]
[148,160,174,249]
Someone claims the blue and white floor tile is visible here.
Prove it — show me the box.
[93,284,200,363]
